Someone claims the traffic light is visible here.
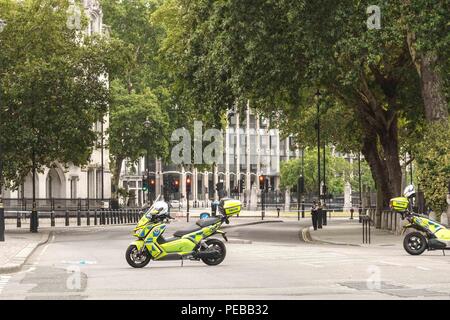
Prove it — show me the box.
[142,175,148,192]
[259,175,265,190]
[149,178,155,193]
[172,178,180,193]
[186,177,192,193]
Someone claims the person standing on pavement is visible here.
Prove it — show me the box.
[311,200,318,230]
[317,201,323,229]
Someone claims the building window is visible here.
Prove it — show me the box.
[70,177,78,199]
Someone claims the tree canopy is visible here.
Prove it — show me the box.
[0,0,109,189]
[152,0,449,215]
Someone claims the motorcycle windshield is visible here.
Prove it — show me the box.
[135,195,163,228]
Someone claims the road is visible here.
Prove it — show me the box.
[1,220,450,299]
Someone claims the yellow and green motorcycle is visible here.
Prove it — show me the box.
[391,185,450,255]
[125,195,241,268]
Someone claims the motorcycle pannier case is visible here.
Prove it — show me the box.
[390,197,409,212]
[221,199,241,217]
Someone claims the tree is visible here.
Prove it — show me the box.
[400,1,449,122]
[0,0,109,189]
[102,0,175,200]
[108,81,169,199]
[153,0,428,210]
[414,121,450,220]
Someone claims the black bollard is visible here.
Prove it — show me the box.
[50,210,55,227]
[277,207,280,218]
[107,210,110,225]
[17,211,21,228]
[87,210,90,226]
[65,210,69,226]
[77,209,81,226]
[94,209,98,225]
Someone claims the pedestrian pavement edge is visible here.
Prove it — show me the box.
[0,232,52,274]
[222,219,283,230]
[300,226,362,247]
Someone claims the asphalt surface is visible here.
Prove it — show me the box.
[1,220,450,299]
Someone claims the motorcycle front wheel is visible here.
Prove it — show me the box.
[200,238,226,266]
[126,245,151,268]
[403,232,427,255]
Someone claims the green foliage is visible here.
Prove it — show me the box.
[280,148,374,195]
[414,121,450,215]
[0,0,109,189]
[108,80,170,165]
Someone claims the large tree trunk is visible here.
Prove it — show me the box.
[359,112,402,228]
[407,32,448,122]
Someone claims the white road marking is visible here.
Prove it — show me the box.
[0,276,11,294]
[379,261,403,266]
[417,266,432,271]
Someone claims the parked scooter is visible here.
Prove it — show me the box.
[125,195,241,268]
[390,185,450,255]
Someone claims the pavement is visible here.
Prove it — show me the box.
[0,230,50,274]
[302,218,402,247]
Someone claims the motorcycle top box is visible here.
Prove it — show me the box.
[221,198,241,216]
[390,197,409,213]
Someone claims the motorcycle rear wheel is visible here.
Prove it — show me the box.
[200,238,226,266]
[403,232,427,255]
[126,245,151,268]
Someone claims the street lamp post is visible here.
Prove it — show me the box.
[358,152,363,223]
[301,148,305,218]
[144,118,151,205]
[322,142,327,225]
[30,149,38,233]
[0,19,7,239]
[315,90,321,203]
[315,90,323,228]
[101,120,104,204]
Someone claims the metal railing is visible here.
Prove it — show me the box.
[4,208,142,228]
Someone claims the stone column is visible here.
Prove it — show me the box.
[344,182,352,211]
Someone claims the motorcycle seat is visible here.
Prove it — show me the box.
[173,224,202,237]
[196,217,221,228]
